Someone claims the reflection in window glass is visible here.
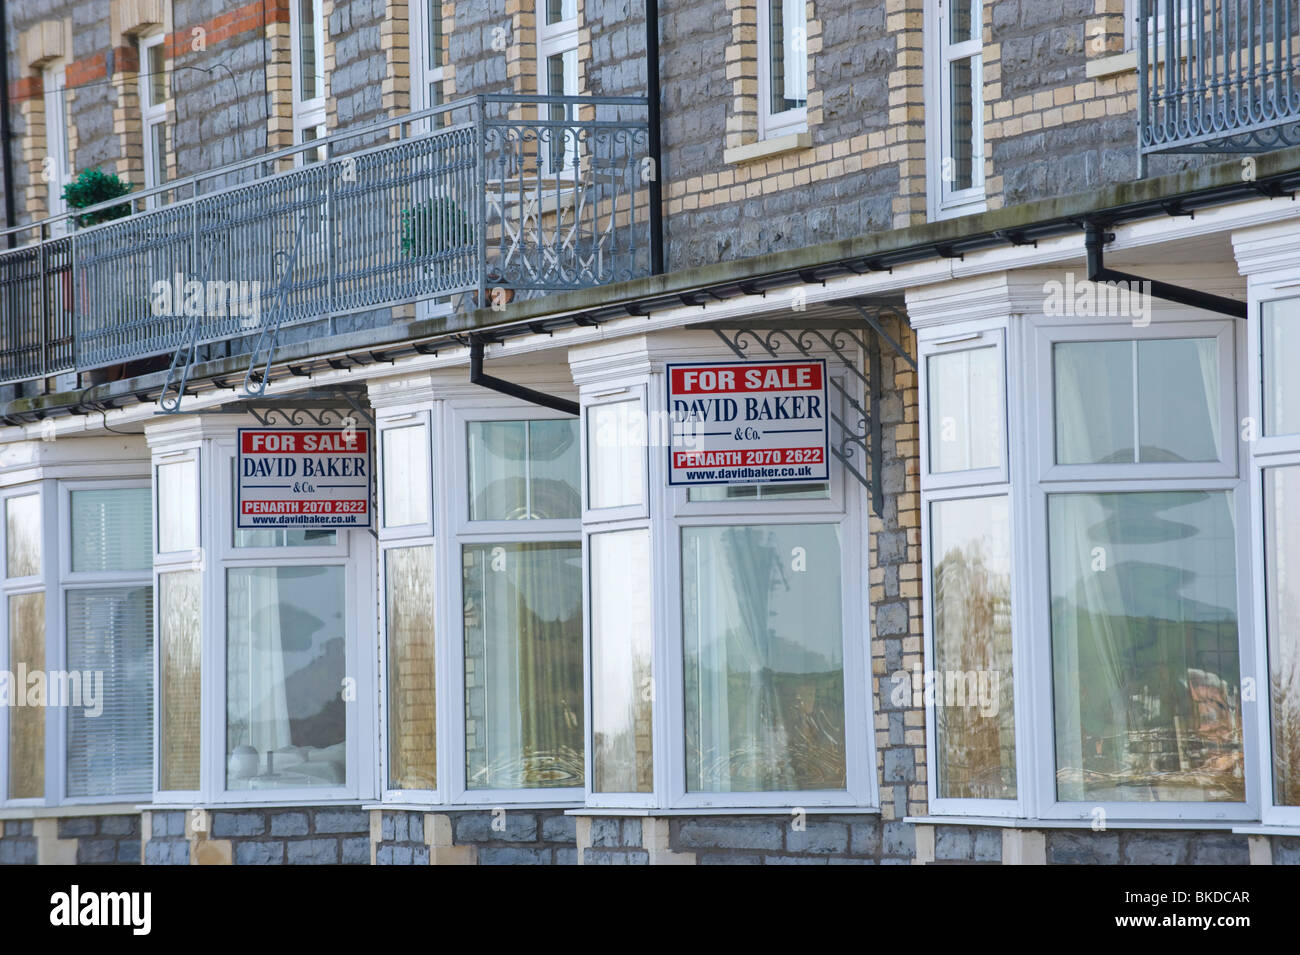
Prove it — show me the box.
[463,542,583,789]
[688,482,829,502]
[6,494,41,577]
[1266,466,1300,805]
[383,426,430,527]
[8,591,45,799]
[587,401,645,510]
[66,586,153,797]
[468,419,580,520]
[591,530,653,793]
[1263,298,1300,436]
[931,497,1015,799]
[1054,338,1220,465]
[157,460,198,553]
[71,488,151,573]
[683,524,845,792]
[387,546,437,790]
[1049,492,1243,802]
[927,346,1002,473]
[160,571,202,791]
[766,0,807,115]
[226,566,347,790]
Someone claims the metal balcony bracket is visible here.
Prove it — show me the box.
[707,303,912,518]
[1084,222,1247,319]
[158,233,231,414]
[468,336,579,416]
[243,212,312,400]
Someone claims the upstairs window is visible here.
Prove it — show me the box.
[928,0,985,218]
[757,0,808,139]
[291,0,327,161]
[140,34,169,195]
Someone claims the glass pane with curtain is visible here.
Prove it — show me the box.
[591,530,653,793]
[767,0,807,114]
[383,425,430,527]
[927,346,1002,473]
[545,0,577,25]
[297,0,320,102]
[1049,491,1243,802]
[1263,297,1300,436]
[387,546,437,790]
[160,571,202,791]
[71,488,151,573]
[688,482,829,501]
[1136,338,1220,462]
[947,54,975,191]
[587,400,645,510]
[950,0,980,42]
[8,591,45,799]
[157,459,198,553]
[683,524,845,792]
[1266,466,1300,805]
[6,494,41,578]
[149,121,168,186]
[462,541,583,789]
[148,41,166,106]
[931,497,1015,799]
[226,566,347,790]
[66,586,153,797]
[468,420,579,520]
[427,0,444,69]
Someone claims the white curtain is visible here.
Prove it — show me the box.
[236,569,290,766]
[781,0,807,103]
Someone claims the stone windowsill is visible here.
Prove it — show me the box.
[1087,44,1186,79]
[0,802,143,820]
[723,131,813,166]
[906,815,1252,831]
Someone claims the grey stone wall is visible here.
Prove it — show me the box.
[1043,829,1252,866]
[60,814,142,864]
[0,820,37,864]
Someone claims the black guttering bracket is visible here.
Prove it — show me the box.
[1083,220,1248,319]
[468,336,579,416]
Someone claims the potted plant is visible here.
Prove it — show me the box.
[62,167,134,228]
[399,196,512,306]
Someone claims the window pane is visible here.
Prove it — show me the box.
[383,426,430,527]
[1137,338,1220,462]
[545,0,577,25]
[688,482,829,502]
[927,346,1002,473]
[468,420,579,520]
[387,546,436,790]
[1263,297,1300,436]
[148,41,166,106]
[149,121,168,185]
[931,497,1015,799]
[8,591,44,799]
[226,566,347,790]
[1054,341,1135,464]
[427,0,443,69]
[71,488,151,572]
[297,0,319,101]
[683,524,845,792]
[160,571,202,791]
[1265,466,1300,805]
[587,401,645,510]
[948,55,974,191]
[591,530,653,793]
[463,541,583,789]
[950,0,979,42]
[6,494,41,577]
[768,0,807,113]
[66,586,153,797]
[157,459,198,553]
[1049,492,1243,802]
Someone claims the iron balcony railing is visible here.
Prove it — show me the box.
[0,94,653,387]
[1139,0,1300,153]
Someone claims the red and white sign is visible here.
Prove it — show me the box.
[236,427,372,529]
[666,359,829,487]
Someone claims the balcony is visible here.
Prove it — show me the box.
[1139,0,1300,154]
[0,94,654,395]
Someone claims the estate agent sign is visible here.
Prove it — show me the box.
[666,359,830,487]
[236,427,372,529]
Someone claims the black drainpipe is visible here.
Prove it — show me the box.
[469,337,578,415]
[646,0,663,275]
[1084,221,1246,319]
[0,0,17,245]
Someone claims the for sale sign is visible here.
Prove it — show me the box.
[666,359,829,486]
[236,427,372,529]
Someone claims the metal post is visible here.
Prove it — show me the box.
[646,0,664,275]
[38,224,47,380]
[475,95,487,307]
[326,137,337,335]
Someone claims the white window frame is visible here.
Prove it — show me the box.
[56,479,153,805]
[376,410,440,804]
[1019,311,1258,824]
[443,400,585,807]
[756,0,809,141]
[42,63,71,228]
[537,0,580,176]
[290,0,327,162]
[139,33,168,199]
[0,483,55,808]
[410,0,451,123]
[1247,286,1300,827]
[925,0,986,221]
[660,365,874,811]
[918,317,1023,818]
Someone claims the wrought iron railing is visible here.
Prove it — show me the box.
[1139,0,1300,153]
[0,94,653,387]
